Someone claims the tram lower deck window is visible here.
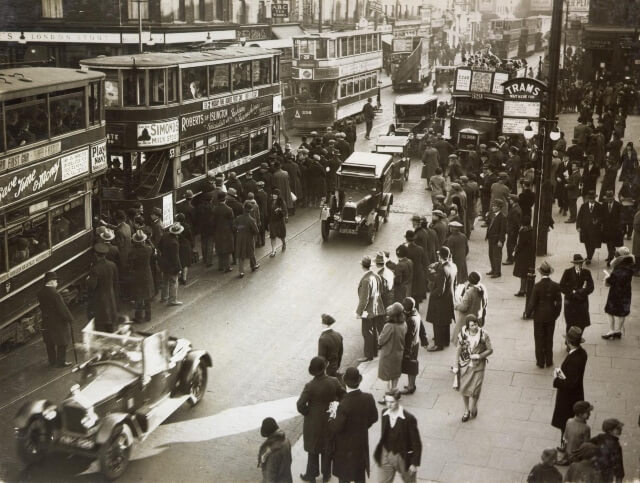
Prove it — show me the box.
[181,151,206,182]
[8,213,49,268]
[251,129,268,155]
[230,136,249,161]
[51,197,86,245]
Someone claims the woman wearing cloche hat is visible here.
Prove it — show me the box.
[377,302,407,398]
[602,246,635,339]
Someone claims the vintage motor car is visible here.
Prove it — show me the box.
[374,136,411,191]
[393,93,438,136]
[14,321,212,480]
[320,152,393,244]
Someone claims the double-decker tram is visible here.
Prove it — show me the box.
[488,18,524,59]
[80,46,281,218]
[291,30,383,132]
[519,16,542,57]
[0,67,106,335]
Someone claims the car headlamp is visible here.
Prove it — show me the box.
[81,408,98,429]
[355,215,363,223]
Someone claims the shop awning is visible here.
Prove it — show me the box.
[382,34,394,46]
[271,24,306,39]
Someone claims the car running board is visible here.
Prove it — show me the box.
[138,394,190,441]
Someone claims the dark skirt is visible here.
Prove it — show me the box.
[269,218,287,239]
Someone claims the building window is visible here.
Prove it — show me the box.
[42,0,63,18]
[195,0,205,20]
[128,0,149,20]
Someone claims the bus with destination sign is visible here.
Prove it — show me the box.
[488,18,524,59]
[450,64,526,144]
[0,67,106,340]
[290,30,383,131]
[80,46,282,218]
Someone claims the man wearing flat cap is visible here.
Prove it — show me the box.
[37,271,74,367]
[356,256,386,362]
[525,262,563,368]
[297,356,345,483]
[318,314,344,378]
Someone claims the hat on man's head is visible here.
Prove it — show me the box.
[435,194,446,200]
[44,271,58,283]
[448,153,458,159]
[343,367,363,388]
[227,187,237,197]
[499,171,509,179]
[564,326,585,345]
[99,228,115,241]
[336,132,346,138]
[402,297,416,312]
[132,230,147,243]
[405,230,416,241]
[310,131,319,136]
[571,254,585,264]
[308,356,326,376]
[411,214,422,222]
[375,251,387,265]
[169,223,184,235]
[449,221,463,229]
[217,191,227,201]
[585,190,596,200]
[184,190,194,199]
[260,162,269,169]
[459,175,469,182]
[432,209,445,218]
[256,180,265,187]
[538,261,553,275]
[260,417,279,437]
[602,418,624,433]
[439,246,451,259]
[603,190,615,201]
[396,244,408,258]
[493,199,505,208]
[510,146,519,154]
[573,400,594,415]
[386,302,404,317]
[152,207,163,218]
[94,242,109,255]
[321,314,336,326]
[361,255,372,269]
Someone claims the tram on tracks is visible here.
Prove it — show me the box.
[80,46,282,219]
[290,30,383,132]
[488,18,524,59]
[519,16,542,58]
[0,67,106,338]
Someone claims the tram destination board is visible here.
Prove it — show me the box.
[454,68,511,97]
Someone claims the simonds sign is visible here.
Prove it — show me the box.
[502,77,547,101]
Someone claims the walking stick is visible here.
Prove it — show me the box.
[69,322,78,364]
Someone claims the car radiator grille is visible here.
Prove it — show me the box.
[63,405,87,434]
[341,206,357,221]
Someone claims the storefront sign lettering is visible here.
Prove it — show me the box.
[137,119,179,147]
[0,142,62,173]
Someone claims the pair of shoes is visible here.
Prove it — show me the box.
[269,252,276,258]
[426,345,443,352]
[613,332,622,339]
[502,260,514,265]
[299,474,316,482]
[168,301,183,306]
[601,332,616,340]
[224,267,233,273]
[401,386,417,395]
[490,274,501,278]
[461,411,470,422]
[251,264,260,272]
[58,362,72,368]
[239,272,244,278]
[485,271,494,276]
[514,291,525,297]
[356,357,373,363]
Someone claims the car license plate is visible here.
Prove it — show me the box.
[339,228,358,235]
[58,434,95,449]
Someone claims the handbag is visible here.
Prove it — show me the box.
[452,365,460,390]
[401,358,419,375]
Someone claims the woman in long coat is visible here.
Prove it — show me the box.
[619,142,637,183]
[400,297,420,394]
[128,231,155,323]
[598,155,619,202]
[212,192,235,270]
[619,181,637,240]
[603,247,635,339]
[175,213,193,285]
[377,303,407,392]
[268,189,288,257]
[513,221,535,296]
[234,201,260,277]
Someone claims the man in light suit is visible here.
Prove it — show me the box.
[318,314,344,378]
[355,255,385,362]
[328,367,378,483]
[426,247,458,352]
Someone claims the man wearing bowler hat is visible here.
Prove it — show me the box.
[318,314,344,378]
[37,271,74,367]
[559,254,594,335]
[552,326,588,451]
[328,367,378,483]
[526,261,563,367]
[297,356,345,483]
[576,190,603,265]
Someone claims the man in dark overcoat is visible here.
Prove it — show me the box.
[485,200,507,278]
[254,162,273,195]
[552,326,588,445]
[559,254,594,334]
[297,356,345,483]
[128,230,155,322]
[328,367,378,483]
[281,155,303,203]
[272,161,295,212]
[600,190,623,265]
[334,132,352,161]
[388,245,413,305]
[525,262,563,368]
[318,314,343,378]
[241,170,259,198]
[404,230,428,308]
[234,201,260,277]
[443,221,469,283]
[212,191,235,272]
[504,195,522,266]
[412,216,437,266]
[37,271,73,367]
[426,246,457,351]
[575,190,603,264]
[87,243,119,332]
[158,223,183,306]
[254,181,269,247]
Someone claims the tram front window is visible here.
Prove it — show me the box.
[8,214,49,268]
[209,64,230,94]
[50,88,85,136]
[232,62,251,90]
[295,81,336,103]
[123,70,146,106]
[252,59,271,86]
[5,95,48,150]
[182,67,207,100]
[455,99,501,117]
[150,69,166,105]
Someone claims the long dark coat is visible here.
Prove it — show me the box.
[255,190,269,224]
[600,201,623,246]
[212,202,235,254]
[37,286,73,346]
[282,160,303,199]
[405,242,427,302]
[426,260,457,324]
[87,258,119,330]
[178,225,193,268]
[604,256,634,316]
[306,160,327,198]
[414,227,436,265]
[444,232,469,283]
[268,198,288,239]
[272,169,295,209]
[296,374,344,454]
[158,234,181,275]
[234,213,258,259]
[551,346,587,430]
[525,278,562,323]
[128,242,155,300]
[318,328,344,377]
[576,202,602,248]
[513,226,534,278]
[329,389,378,481]
[390,258,413,303]
[559,267,594,328]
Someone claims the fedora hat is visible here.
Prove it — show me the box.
[343,367,363,388]
[405,230,416,241]
[308,356,326,376]
[132,229,147,243]
[564,326,585,345]
[375,251,386,265]
[603,190,615,201]
[432,209,445,218]
[169,222,184,235]
[538,261,553,275]
[571,254,585,264]
[99,228,115,241]
[44,271,58,283]
[94,242,109,255]
[151,207,163,217]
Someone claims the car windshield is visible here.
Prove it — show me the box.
[338,175,377,193]
[82,323,144,372]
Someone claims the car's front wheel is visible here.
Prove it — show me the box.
[99,423,133,480]
[188,362,208,407]
[321,220,330,241]
[16,416,51,464]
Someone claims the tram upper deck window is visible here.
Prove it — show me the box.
[232,62,251,90]
[150,69,166,106]
[327,40,336,58]
[103,70,120,107]
[340,37,348,57]
[167,68,178,103]
[51,196,86,246]
[252,59,271,86]
[366,35,372,52]
[123,70,146,106]
[8,213,49,269]
[5,94,48,150]
[316,40,327,59]
[209,64,230,94]
[182,67,207,100]
[294,39,315,58]
[89,81,102,125]
[50,87,85,136]
[0,105,4,151]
